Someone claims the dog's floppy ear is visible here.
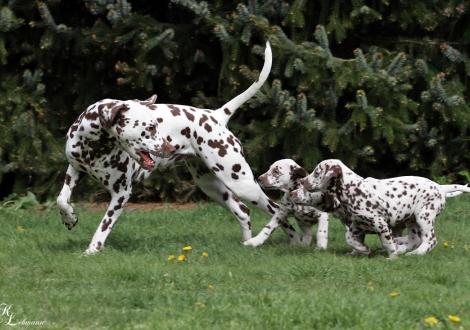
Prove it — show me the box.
[320,164,342,187]
[292,166,308,180]
[99,103,129,130]
[323,192,340,212]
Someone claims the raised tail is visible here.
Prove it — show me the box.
[216,41,272,125]
[441,184,470,197]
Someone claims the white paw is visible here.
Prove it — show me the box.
[386,253,399,260]
[289,238,303,246]
[61,214,78,230]
[396,235,408,245]
[243,237,264,247]
[345,249,364,257]
[405,249,424,256]
[396,245,408,255]
[82,247,101,256]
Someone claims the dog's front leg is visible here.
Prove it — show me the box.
[314,213,329,250]
[57,165,84,230]
[375,219,406,259]
[83,190,131,256]
[345,223,370,256]
[243,207,301,246]
[243,209,288,246]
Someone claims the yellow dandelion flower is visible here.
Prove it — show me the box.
[425,316,438,325]
[177,254,185,261]
[17,226,24,232]
[448,315,461,323]
[182,246,192,251]
[444,242,449,247]
[208,285,214,289]
[168,255,176,261]
[390,292,399,297]
[202,252,208,258]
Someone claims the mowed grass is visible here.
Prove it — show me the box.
[1,195,470,329]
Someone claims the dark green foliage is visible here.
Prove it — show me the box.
[1,0,470,202]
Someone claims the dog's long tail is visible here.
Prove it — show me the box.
[442,184,470,197]
[216,41,272,125]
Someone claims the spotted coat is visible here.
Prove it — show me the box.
[244,159,344,249]
[57,42,300,255]
[291,159,470,258]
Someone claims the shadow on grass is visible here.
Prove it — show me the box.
[44,237,93,253]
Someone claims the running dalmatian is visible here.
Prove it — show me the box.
[57,42,302,255]
[291,159,470,259]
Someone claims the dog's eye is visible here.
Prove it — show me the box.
[146,126,156,134]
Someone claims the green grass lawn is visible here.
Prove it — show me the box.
[1,194,470,329]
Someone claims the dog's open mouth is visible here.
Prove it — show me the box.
[138,151,155,169]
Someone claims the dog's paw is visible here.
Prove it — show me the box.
[396,235,408,245]
[405,249,425,256]
[243,237,264,247]
[386,253,399,260]
[82,246,101,256]
[345,249,363,257]
[60,211,78,230]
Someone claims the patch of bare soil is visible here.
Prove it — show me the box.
[79,202,200,212]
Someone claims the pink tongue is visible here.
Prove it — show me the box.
[140,152,155,167]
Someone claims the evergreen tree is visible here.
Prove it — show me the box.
[1,0,470,202]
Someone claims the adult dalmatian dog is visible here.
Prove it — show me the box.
[243,159,345,249]
[57,42,302,255]
[291,159,470,259]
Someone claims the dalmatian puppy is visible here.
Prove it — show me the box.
[243,159,347,249]
[291,159,470,259]
[57,42,302,255]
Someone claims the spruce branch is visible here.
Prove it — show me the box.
[441,43,465,63]
[37,2,57,30]
[387,52,406,76]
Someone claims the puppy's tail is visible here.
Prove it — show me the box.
[441,184,470,197]
[216,41,272,125]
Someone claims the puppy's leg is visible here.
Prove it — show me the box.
[374,218,407,259]
[57,165,84,229]
[299,224,313,245]
[314,213,329,250]
[243,208,300,246]
[406,209,438,255]
[345,224,370,256]
[402,222,422,251]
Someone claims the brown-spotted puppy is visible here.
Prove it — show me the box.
[244,159,344,249]
[291,159,470,259]
[57,42,300,255]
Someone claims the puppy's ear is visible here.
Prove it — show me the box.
[99,103,129,130]
[323,192,340,212]
[320,165,342,187]
[292,166,308,180]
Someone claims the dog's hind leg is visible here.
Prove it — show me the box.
[406,210,438,256]
[187,160,253,241]
[187,160,301,243]
[57,165,85,230]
